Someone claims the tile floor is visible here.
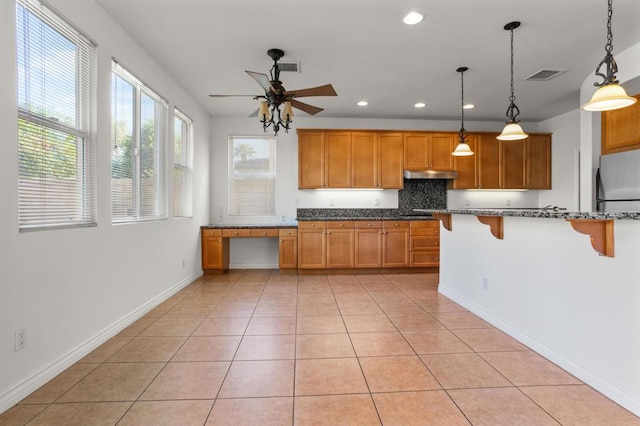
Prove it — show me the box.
[2,270,639,425]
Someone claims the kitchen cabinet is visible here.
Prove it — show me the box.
[601,94,640,155]
[298,221,327,269]
[403,133,455,171]
[299,130,403,189]
[478,133,502,189]
[278,229,298,269]
[201,229,229,272]
[326,222,355,268]
[526,134,552,189]
[354,221,383,268]
[382,221,410,267]
[452,134,478,189]
[409,221,440,267]
[502,138,527,189]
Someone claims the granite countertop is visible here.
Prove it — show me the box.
[295,208,437,222]
[296,215,436,221]
[202,223,298,229]
[415,209,640,220]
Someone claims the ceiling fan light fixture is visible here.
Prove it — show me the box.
[498,21,528,141]
[259,101,271,122]
[582,0,637,112]
[403,11,424,25]
[282,101,293,122]
[452,66,474,157]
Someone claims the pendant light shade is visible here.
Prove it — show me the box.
[582,0,637,112]
[452,67,474,156]
[497,21,528,141]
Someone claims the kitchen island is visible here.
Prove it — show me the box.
[419,208,640,416]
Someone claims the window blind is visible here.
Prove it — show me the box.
[111,61,168,223]
[16,0,96,231]
[173,109,193,218]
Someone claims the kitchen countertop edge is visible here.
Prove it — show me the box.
[416,209,640,220]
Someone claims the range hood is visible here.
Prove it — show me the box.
[404,169,458,179]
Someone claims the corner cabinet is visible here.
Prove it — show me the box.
[298,130,404,189]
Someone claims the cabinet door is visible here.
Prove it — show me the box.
[352,132,377,188]
[478,134,501,189]
[526,135,551,189]
[326,229,354,268]
[403,133,429,169]
[378,133,404,189]
[325,132,352,188]
[429,133,455,170]
[382,228,410,268]
[202,237,228,270]
[452,134,478,189]
[354,228,382,268]
[502,138,527,189]
[279,236,298,269]
[298,131,324,188]
[298,229,326,269]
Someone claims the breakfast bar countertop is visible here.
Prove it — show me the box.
[415,208,640,220]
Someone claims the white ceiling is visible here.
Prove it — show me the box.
[93,0,640,123]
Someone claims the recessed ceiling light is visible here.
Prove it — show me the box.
[357,101,368,106]
[403,11,424,25]
[414,102,426,108]
[463,104,475,109]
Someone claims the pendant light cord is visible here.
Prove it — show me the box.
[606,0,613,54]
[509,27,516,104]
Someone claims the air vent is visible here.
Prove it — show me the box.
[279,61,300,72]
[525,69,565,81]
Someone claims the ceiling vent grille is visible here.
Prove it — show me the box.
[525,69,565,81]
[279,61,300,72]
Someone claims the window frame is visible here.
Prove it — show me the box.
[16,0,97,231]
[228,135,276,217]
[110,60,168,224]
[173,108,193,218]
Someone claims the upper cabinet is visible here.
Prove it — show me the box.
[601,94,640,155]
[404,133,455,170]
[299,130,404,189]
[299,129,551,190]
[453,133,552,190]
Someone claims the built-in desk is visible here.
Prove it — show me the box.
[201,225,297,274]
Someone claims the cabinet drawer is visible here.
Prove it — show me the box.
[410,236,440,251]
[250,229,278,237]
[410,252,440,267]
[279,229,298,237]
[354,221,382,229]
[327,221,355,229]
[298,221,327,229]
[222,229,251,237]
[202,229,222,237]
[410,220,439,228]
[383,221,410,229]
[410,227,440,236]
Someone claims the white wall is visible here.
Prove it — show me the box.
[0,0,210,412]
[439,214,640,415]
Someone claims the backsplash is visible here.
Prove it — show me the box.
[296,179,447,218]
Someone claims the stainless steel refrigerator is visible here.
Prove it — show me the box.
[596,150,640,212]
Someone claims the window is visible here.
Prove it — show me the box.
[173,109,193,218]
[229,136,276,216]
[16,0,96,231]
[111,61,167,223]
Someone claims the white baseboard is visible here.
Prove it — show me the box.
[439,285,640,417]
[0,270,202,415]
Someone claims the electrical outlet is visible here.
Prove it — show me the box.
[482,278,489,290]
[465,199,470,207]
[295,198,299,206]
[15,327,26,352]
[330,199,335,206]
[374,198,380,206]
[506,199,511,207]
[281,215,287,222]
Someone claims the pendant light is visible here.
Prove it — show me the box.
[452,67,474,156]
[497,21,528,141]
[582,0,637,111]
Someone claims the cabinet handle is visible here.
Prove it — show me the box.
[339,223,344,227]
[262,231,267,235]
[435,242,439,246]
[367,224,371,227]
[435,257,439,261]
[394,223,399,227]
[435,230,439,234]
[218,239,222,243]
[280,239,283,242]
[311,224,316,227]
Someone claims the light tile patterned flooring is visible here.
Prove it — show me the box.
[2,270,639,425]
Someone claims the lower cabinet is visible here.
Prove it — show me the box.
[298,222,327,269]
[278,229,298,269]
[382,221,410,267]
[201,229,229,272]
[410,221,440,267]
[326,222,355,268]
[354,222,383,268]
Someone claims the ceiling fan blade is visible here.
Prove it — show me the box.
[246,70,276,93]
[290,99,324,116]
[249,108,259,118]
[208,94,259,97]
[284,84,337,98]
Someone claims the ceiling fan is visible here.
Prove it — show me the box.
[209,48,337,134]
